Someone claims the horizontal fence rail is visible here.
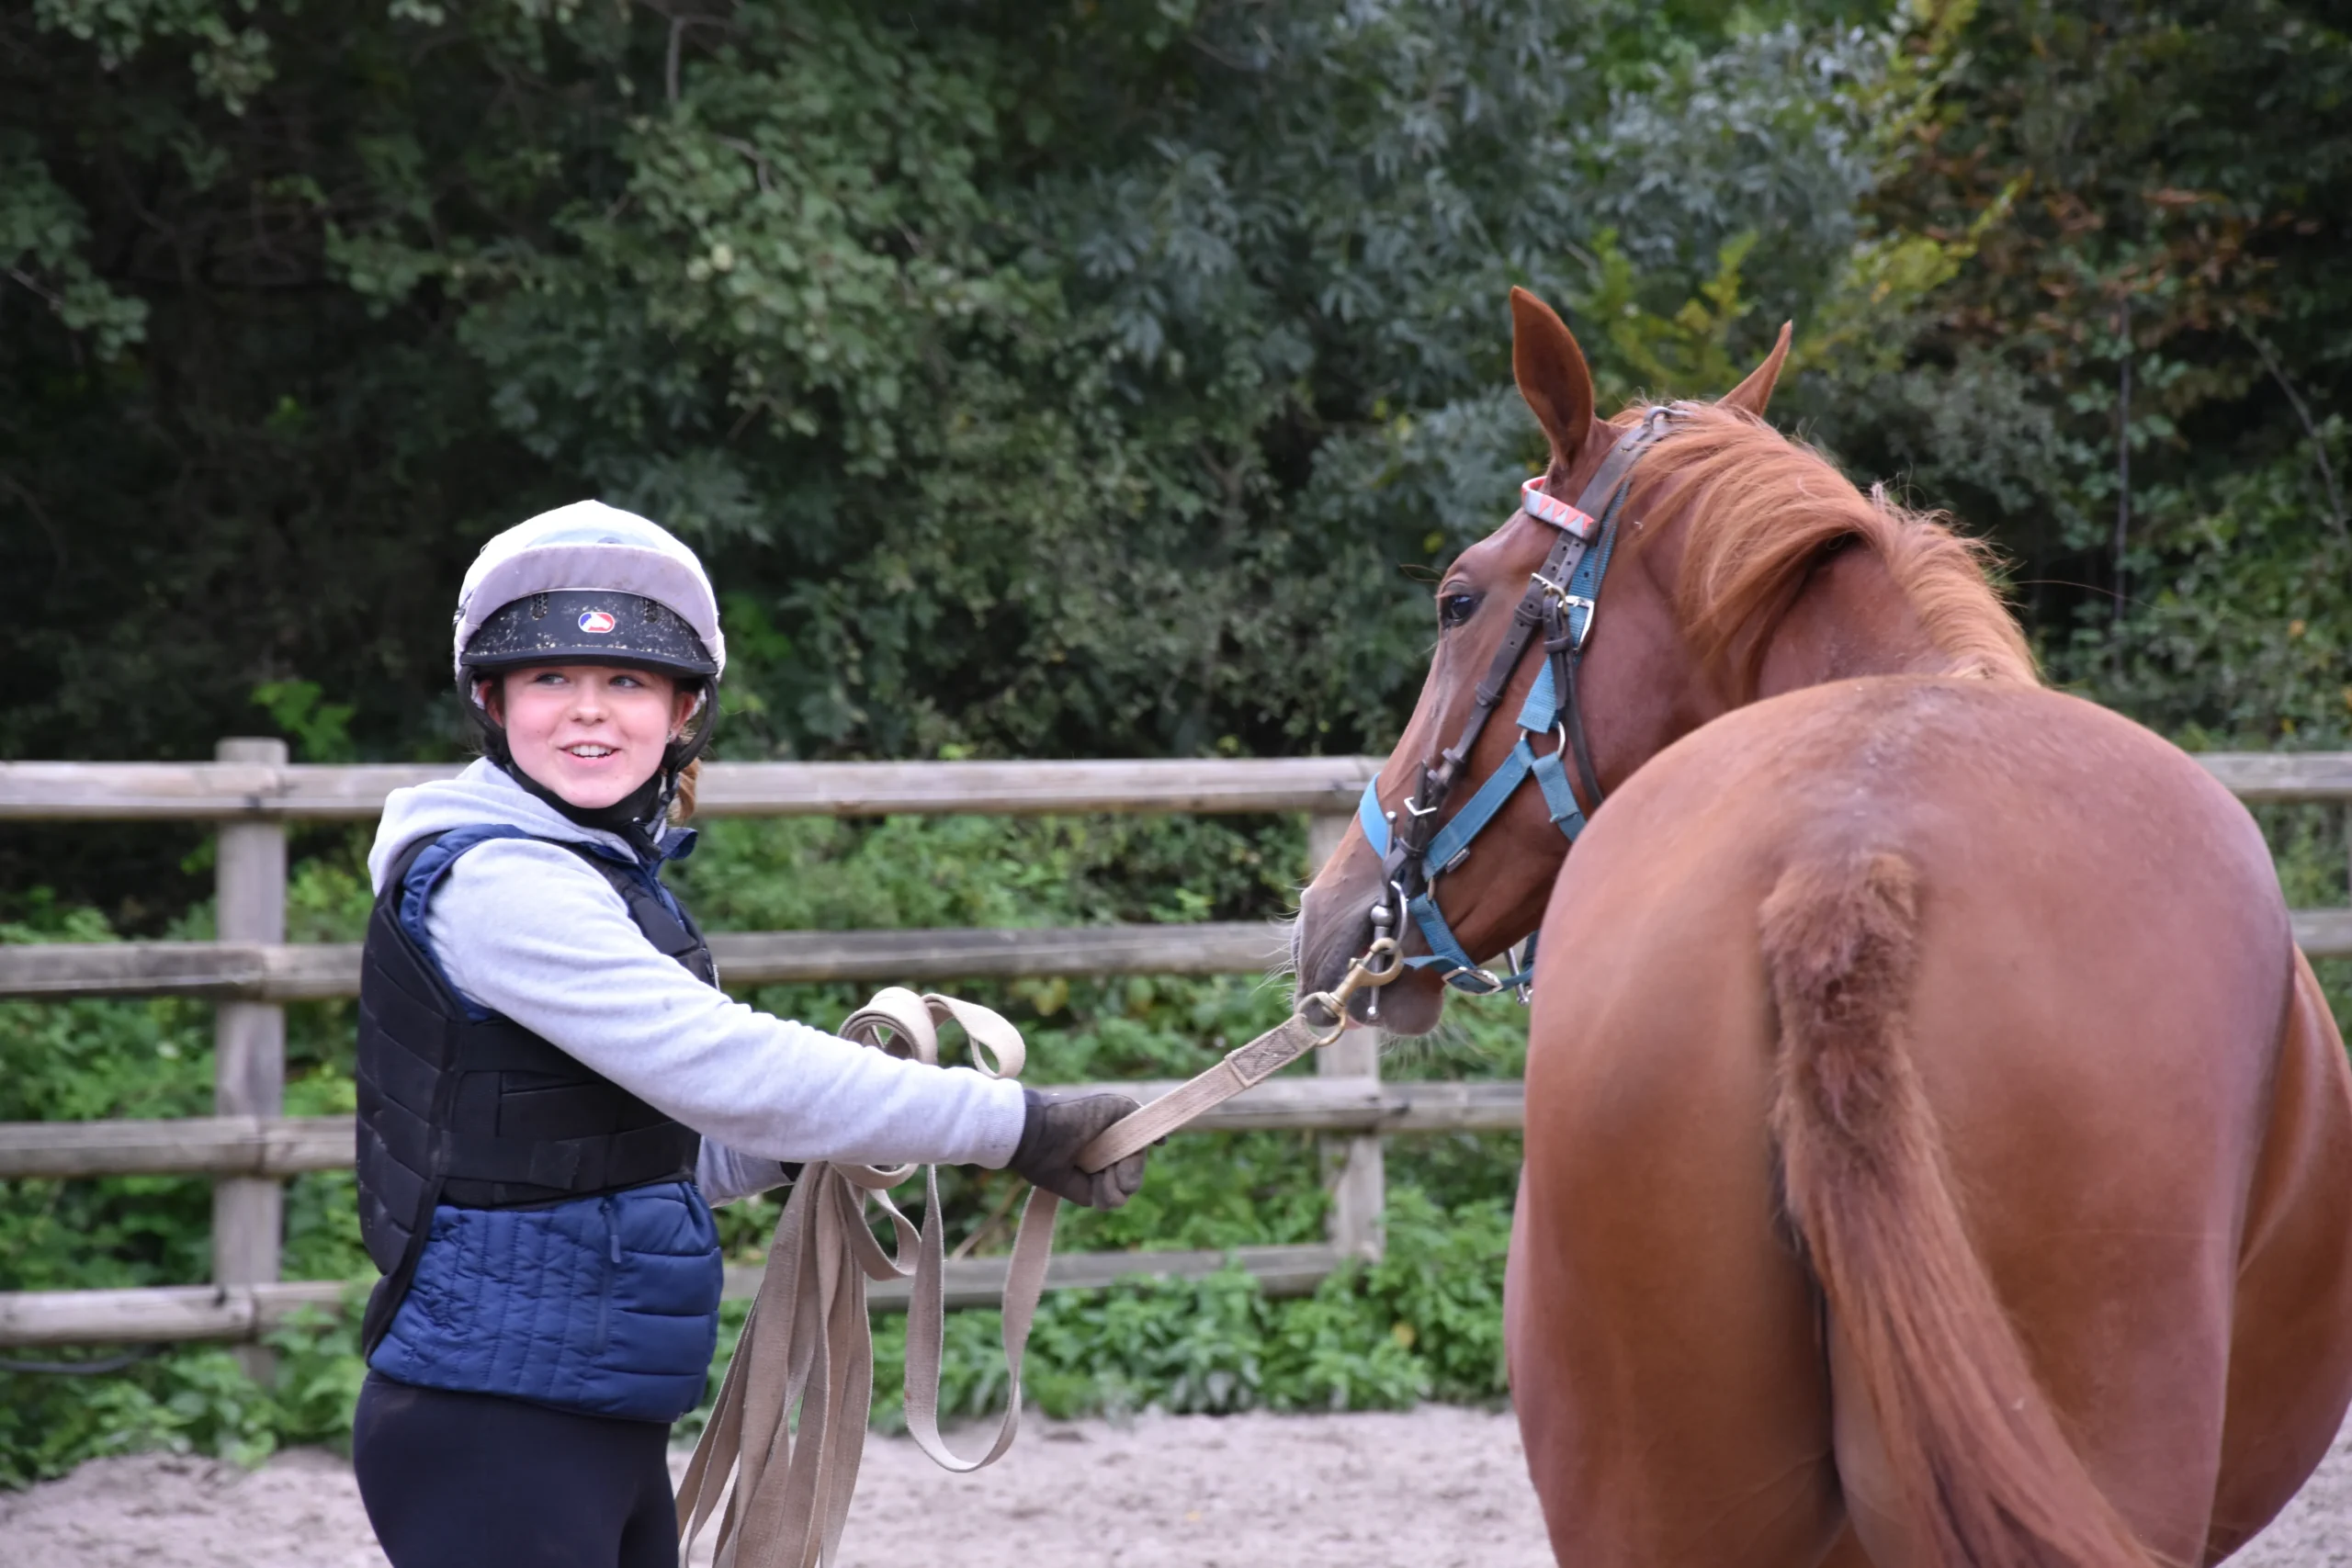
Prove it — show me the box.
[7,750,2351,821]
[0,1076,1521,1348]
[8,911,2352,1005]
[0,756,1382,821]
[4,746,2350,1351]
[2188,752,2352,801]
[0,1244,1362,1349]
[0,1080,1527,1182]
[0,923,1297,1002]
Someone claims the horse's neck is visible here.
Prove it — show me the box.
[1751,543,1953,699]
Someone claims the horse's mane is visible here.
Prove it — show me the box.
[1611,402,2038,697]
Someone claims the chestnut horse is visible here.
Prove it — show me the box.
[1294,288,2352,1567]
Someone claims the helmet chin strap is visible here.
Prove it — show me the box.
[510,763,672,857]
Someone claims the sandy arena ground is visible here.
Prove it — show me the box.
[1,1405,2346,1567]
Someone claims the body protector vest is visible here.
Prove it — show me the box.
[355,826,712,1355]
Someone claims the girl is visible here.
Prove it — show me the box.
[350,502,1147,1567]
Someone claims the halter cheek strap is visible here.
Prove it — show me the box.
[1356,633,1598,989]
[1360,407,1674,995]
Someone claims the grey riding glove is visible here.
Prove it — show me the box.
[1009,1089,1149,1209]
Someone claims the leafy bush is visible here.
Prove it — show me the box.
[853,1185,1509,1436]
[0,1294,368,1489]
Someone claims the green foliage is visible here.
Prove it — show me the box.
[0,851,374,1315]
[678,1181,1510,1450]
[677,811,1301,933]
[0,1293,368,1488]
[250,682,357,765]
[2099,429,2352,750]
[1794,0,2352,720]
[1,0,1904,818]
[6,0,2345,810]
[851,1185,1509,1433]
[0,130,147,357]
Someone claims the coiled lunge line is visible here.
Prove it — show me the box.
[679,938,1402,1568]
[674,989,1054,1568]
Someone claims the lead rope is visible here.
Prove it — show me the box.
[680,941,1403,1567]
[1072,937,1402,1170]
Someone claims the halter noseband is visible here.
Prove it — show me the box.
[1356,406,1681,999]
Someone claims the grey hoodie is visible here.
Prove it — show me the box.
[367,761,1026,1203]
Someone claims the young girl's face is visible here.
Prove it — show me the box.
[487,664,697,810]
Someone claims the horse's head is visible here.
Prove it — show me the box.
[1294,288,1795,1036]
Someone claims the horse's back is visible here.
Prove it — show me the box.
[1583,673,2284,960]
[1563,676,2289,1096]
[1511,675,2352,1567]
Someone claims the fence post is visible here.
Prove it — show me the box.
[214,738,288,1375]
[1307,810,1384,1261]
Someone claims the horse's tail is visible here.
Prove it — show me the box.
[1760,852,2154,1568]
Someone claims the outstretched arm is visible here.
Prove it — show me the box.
[423,838,1027,1170]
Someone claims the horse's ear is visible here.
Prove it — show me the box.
[1510,288,1595,461]
[1720,321,1794,417]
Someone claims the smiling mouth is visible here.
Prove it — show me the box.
[561,744,619,760]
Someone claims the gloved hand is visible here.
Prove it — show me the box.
[1008,1089,1148,1209]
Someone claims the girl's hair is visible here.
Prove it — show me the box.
[671,759,702,823]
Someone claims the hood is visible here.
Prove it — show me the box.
[368,758,642,893]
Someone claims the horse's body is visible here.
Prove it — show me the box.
[1509,677,2352,1566]
[1295,290,2352,1566]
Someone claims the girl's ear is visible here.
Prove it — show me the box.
[476,676,503,724]
[671,684,704,739]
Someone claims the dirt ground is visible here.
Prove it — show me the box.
[0,1405,2345,1567]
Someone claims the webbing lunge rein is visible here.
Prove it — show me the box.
[679,989,1055,1568]
[679,962,1408,1568]
[1357,407,1680,1000]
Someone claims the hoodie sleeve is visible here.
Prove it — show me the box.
[419,838,1027,1169]
[695,1141,793,1208]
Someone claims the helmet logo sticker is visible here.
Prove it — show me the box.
[578,609,618,635]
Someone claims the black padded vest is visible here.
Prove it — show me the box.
[354,829,713,1351]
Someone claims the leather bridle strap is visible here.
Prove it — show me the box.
[1406,413,1659,845]
[1546,482,1628,812]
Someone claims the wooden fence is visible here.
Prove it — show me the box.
[1,744,2349,1352]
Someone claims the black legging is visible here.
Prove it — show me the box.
[353,1371,678,1568]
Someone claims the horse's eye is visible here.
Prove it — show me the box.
[1439,592,1480,629]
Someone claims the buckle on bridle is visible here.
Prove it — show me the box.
[1438,964,1507,995]
[1532,571,1598,651]
[1529,569,1586,608]
[1531,570,1596,630]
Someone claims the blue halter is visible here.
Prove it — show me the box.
[1357,409,1676,996]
